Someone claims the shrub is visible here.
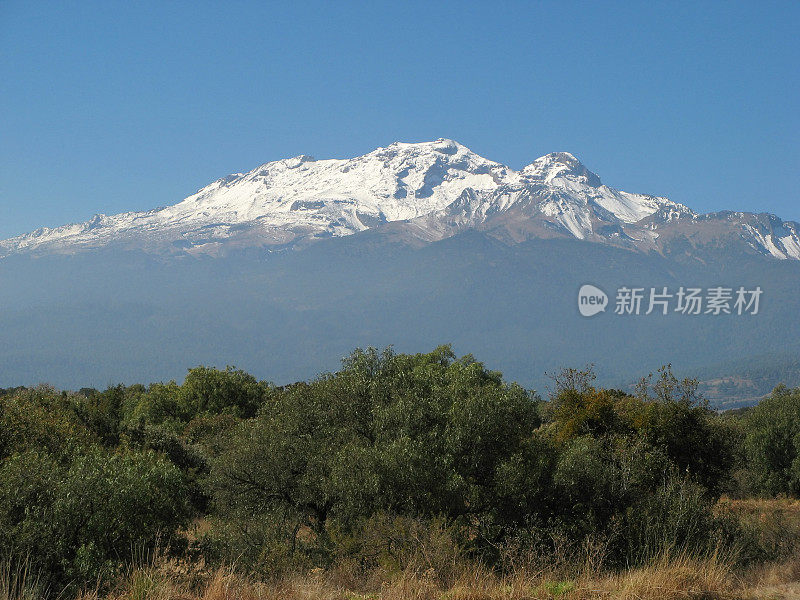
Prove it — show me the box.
[619,476,721,565]
[0,387,96,460]
[743,385,800,496]
[545,365,736,498]
[0,447,191,590]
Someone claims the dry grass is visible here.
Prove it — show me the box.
[604,550,736,599]
[4,550,790,600]
[716,497,800,520]
[0,558,44,600]
[10,499,800,600]
[66,551,762,600]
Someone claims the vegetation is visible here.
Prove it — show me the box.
[2,346,800,598]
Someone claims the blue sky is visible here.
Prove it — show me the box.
[1,1,798,239]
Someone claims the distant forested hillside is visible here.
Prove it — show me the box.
[1,233,799,410]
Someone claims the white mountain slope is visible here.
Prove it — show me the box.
[2,139,799,260]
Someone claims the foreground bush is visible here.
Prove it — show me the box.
[0,447,191,591]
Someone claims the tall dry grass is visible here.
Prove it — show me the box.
[11,499,800,600]
[0,559,44,600]
[62,548,767,600]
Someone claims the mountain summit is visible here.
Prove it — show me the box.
[2,140,799,260]
[522,152,602,186]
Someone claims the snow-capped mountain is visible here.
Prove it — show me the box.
[3,139,799,260]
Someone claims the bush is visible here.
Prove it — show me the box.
[179,366,269,419]
[119,367,270,431]
[619,476,721,566]
[0,387,97,460]
[0,353,769,593]
[551,435,627,541]
[121,422,209,511]
[743,385,800,496]
[329,513,466,586]
[0,447,191,590]
[201,510,315,578]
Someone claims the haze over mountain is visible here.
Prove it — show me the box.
[2,140,799,406]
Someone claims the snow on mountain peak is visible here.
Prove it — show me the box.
[384,138,465,155]
[522,152,602,187]
[364,138,502,173]
[284,154,317,167]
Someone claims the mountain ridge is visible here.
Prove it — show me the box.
[3,139,799,261]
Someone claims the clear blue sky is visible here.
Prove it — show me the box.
[1,1,798,239]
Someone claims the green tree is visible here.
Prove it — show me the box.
[178,365,269,419]
[0,387,97,460]
[208,346,544,566]
[0,448,191,590]
[121,367,270,429]
[743,385,800,496]
[545,365,736,498]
